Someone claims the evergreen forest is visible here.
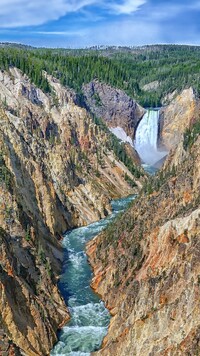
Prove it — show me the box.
[0,44,200,107]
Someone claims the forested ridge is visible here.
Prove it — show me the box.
[0,44,200,106]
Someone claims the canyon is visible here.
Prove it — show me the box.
[0,67,143,355]
[87,90,200,355]
[0,60,200,356]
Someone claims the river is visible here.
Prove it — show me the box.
[51,195,135,356]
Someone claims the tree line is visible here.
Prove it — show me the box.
[0,44,200,107]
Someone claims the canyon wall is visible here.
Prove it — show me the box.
[0,68,143,355]
[83,80,145,138]
[87,113,200,355]
[159,88,198,151]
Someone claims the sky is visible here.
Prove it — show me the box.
[0,0,199,48]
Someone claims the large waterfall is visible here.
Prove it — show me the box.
[135,109,166,166]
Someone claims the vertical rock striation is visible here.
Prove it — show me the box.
[0,68,143,355]
[159,88,198,151]
[87,118,200,355]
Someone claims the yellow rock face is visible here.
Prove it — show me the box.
[0,68,141,231]
[87,133,200,355]
[0,68,143,355]
[159,88,198,151]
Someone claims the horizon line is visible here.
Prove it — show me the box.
[1,41,200,50]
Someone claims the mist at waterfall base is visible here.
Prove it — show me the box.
[51,195,135,356]
[135,110,167,167]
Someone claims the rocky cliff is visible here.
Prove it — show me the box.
[159,88,199,151]
[0,68,143,227]
[83,80,145,138]
[87,116,200,355]
[0,68,143,355]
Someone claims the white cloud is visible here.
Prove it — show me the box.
[37,30,86,36]
[108,0,146,15]
[0,0,147,28]
[0,0,98,28]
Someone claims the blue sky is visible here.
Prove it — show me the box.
[0,0,199,47]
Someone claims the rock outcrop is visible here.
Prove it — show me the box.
[83,80,145,138]
[0,68,143,355]
[159,88,198,151]
[87,117,200,355]
[142,80,160,92]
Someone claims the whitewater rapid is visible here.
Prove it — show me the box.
[51,196,135,356]
[135,109,167,166]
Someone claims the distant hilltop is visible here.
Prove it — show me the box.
[1,41,200,51]
[0,41,35,49]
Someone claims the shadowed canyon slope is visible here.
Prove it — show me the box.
[83,80,145,138]
[0,68,143,355]
[87,104,200,355]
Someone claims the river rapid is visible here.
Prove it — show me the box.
[51,195,135,356]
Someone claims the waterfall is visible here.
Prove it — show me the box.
[135,109,166,166]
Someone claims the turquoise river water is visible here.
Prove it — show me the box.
[51,195,135,356]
